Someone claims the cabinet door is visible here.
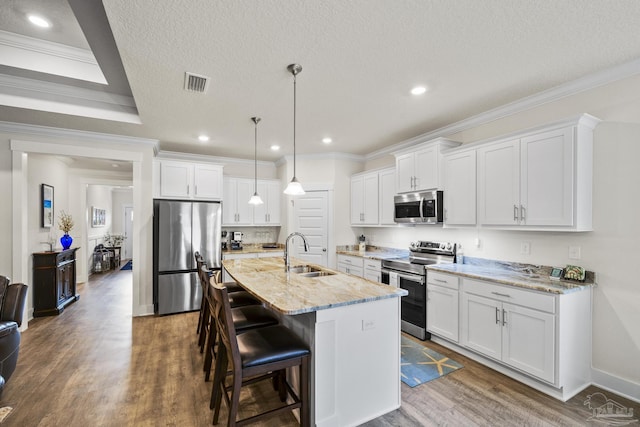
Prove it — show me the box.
[350,175,364,224]
[443,150,476,226]
[193,164,223,199]
[461,293,502,360]
[235,179,254,224]
[477,139,520,225]
[379,168,396,225]
[160,161,192,198]
[253,181,269,225]
[414,146,438,191]
[502,303,556,383]
[520,126,574,226]
[396,153,415,193]
[222,178,237,225]
[427,284,459,342]
[362,173,379,224]
[364,270,381,283]
[265,181,281,224]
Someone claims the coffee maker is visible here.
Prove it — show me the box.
[230,231,243,250]
[221,231,228,250]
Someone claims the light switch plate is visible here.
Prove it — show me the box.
[568,246,581,260]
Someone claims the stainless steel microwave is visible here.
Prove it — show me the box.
[394,190,443,224]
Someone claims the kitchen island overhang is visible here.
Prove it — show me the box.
[223,256,407,427]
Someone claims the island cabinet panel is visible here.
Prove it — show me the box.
[32,248,80,317]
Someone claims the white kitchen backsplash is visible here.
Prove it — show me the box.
[222,226,281,244]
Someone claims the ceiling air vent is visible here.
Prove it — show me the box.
[184,72,210,94]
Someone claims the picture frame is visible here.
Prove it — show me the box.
[41,184,54,228]
[92,207,106,227]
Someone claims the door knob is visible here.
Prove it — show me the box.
[322,248,327,252]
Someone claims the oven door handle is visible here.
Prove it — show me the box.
[395,272,426,284]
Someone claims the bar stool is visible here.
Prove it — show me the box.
[202,280,278,382]
[198,265,260,353]
[210,283,310,427]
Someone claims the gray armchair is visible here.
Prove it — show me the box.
[0,275,28,396]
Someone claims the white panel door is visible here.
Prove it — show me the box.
[443,150,476,226]
[193,164,223,199]
[478,139,520,225]
[427,284,459,342]
[520,126,574,226]
[461,293,502,361]
[362,172,379,224]
[415,146,438,191]
[378,168,396,225]
[123,206,133,260]
[396,153,415,193]
[350,176,364,224]
[160,161,191,198]
[502,303,556,383]
[292,191,329,267]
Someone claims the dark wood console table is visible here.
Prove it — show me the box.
[32,248,80,317]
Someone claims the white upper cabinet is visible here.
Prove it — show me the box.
[394,139,461,193]
[351,172,379,225]
[223,177,254,225]
[443,149,477,226]
[378,168,396,225]
[474,114,599,231]
[158,160,223,200]
[253,180,281,225]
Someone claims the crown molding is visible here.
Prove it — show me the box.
[366,57,640,160]
[0,30,106,84]
[156,150,276,169]
[1,121,158,152]
[275,152,365,167]
[0,73,140,123]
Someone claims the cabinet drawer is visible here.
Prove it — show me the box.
[463,278,556,314]
[364,259,381,271]
[338,263,364,277]
[427,271,459,290]
[337,255,364,268]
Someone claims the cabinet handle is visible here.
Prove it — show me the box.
[195,185,198,195]
[434,278,448,283]
[513,205,518,221]
[502,309,507,326]
[268,213,270,222]
[187,184,190,195]
[495,307,500,324]
[520,205,526,222]
[491,291,511,298]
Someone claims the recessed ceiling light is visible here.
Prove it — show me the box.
[27,14,51,28]
[270,145,280,151]
[322,137,332,144]
[410,86,427,96]
[198,135,209,142]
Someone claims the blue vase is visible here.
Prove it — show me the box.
[60,233,73,250]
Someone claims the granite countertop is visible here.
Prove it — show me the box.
[222,256,407,315]
[427,260,595,295]
[336,245,409,261]
[222,243,284,255]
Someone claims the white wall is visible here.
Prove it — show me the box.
[111,188,133,235]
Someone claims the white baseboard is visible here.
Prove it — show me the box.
[591,367,640,403]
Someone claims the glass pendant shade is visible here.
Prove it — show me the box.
[284,177,305,196]
[248,192,264,205]
[284,63,305,196]
[249,116,264,205]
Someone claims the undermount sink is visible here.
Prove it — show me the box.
[298,271,336,278]
[289,265,336,277]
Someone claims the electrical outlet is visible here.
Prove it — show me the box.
[520,242,531,255]
[362,320,375,331]
[569,246,581,260]
[475,238,481,248]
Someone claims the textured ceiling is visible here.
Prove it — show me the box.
[1,0,640,162]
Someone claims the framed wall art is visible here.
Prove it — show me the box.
[41,184,54,228]
[92,207,106,227]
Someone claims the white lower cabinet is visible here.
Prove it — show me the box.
[364,259,381,283]
[336,254,364,277]
[461,278,555,383]
[426,272,459,342]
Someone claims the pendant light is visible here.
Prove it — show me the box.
[248,117,264,205]
[283,63,305,196]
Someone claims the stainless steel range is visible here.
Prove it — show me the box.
[381,240,456,340]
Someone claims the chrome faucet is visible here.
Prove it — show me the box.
[284,232,309,273]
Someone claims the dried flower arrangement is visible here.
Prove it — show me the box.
[58,211,74,234]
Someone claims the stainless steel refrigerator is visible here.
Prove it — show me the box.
[153,199,221,315]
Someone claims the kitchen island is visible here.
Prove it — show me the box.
[222,256,407,427]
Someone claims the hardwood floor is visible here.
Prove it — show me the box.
[1,269,636,426]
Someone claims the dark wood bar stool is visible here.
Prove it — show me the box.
[202,280,278,382]
[198,264,260,353]
[210,283,310,427]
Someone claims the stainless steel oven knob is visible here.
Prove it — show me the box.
[410,242,417,249]
[446,243,452,251]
